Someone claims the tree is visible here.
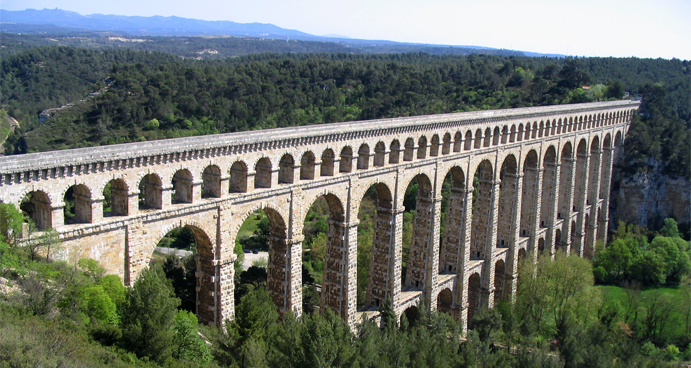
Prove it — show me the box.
[120,264,180,363]
[172,310,213,363]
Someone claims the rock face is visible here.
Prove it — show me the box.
[611,160,691,235]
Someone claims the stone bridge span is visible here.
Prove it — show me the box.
[0,100,639,327]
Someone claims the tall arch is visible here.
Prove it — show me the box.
[405,174,435,289]
[339,146,353,173]
[202,165,221,198]
[172,169,193,204]
[20,190,52,230]
[63,184,92,224]
[440,166,466,273]
[520,151,539,237]
[483,128,491,147]
[300,151,316,180]
[139,173,162,210]
[493,260,506,305]
[103,179,128,216]
[467,273,481,327]
[599,134,613,201]
[540,146,557,228]
[573,139,588,212]
[464,130,473,151]
[471,160,493,259]
[430,134,440,157]
[278,154,295,184]
[557,142,573,220]
[404,138,415,161]
[587,136,601,205]
[474,129,482,149]
[230,161,248,193]
[497,155,518,248]
[492,127,500,145]
[509,125,516,143]
[361,183,395,308]
[443,133,452,154]
[314,194,349,319]
[255,158,272,189]
[417,136,427,159]
[389,140,401,164]
[321,149,335,177]
[357,144,370,170]
[374,142,386,167]
[454,132,463,153]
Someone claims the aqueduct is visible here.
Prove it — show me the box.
[0,100,638,327]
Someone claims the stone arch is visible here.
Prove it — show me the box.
[454,131,463,152]
[557,142,573,220]
[278,154,295,184]
[587,136,601,206]
[538,121,545,138]
[531,122,538,139]
[20,190,52,230]
[202,165,222,198]
[517,248,527,262]
[255,157,272,189]
[501,126,509,144]
[555,228,563,252]
[430,134,440,156]
[464,130,473,151]
[402,306,421,327]
[442,133,452,154]
[537,237,546,257]
[520,150,539,237]
[437,288,453,315]
[494,260,506,305]
[614,131,623,147]
[551,119,557,135]
[300,151,316,180]
[340,146,353,173]
[474,129,482,149]
[230,161,248,193]
[524,123,531,140]
[404,138,415,161]
[440,166,466,273]
[483,128,491,147]
[599,134,613,200]
[417,136,427,159]
[467,272,481,327]
[570,220,577,251]
[361,182,395,308]
[389,139,401,164]
[509,125,516,143]
[139,173,163,210]
[404,173,434,289]
[492,127,500,145]
[517,124,524,142]
[471,160,493,260]
[172,169,193,204]
[540,146,557,229]
[357,143,370,170]
[374,141,386,167]
[104,178,128,217]
[497,154,518,248]
[573,139,588,211]
[321,148,335,177]
[557,118,563,134]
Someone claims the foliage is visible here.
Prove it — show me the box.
[172,310,213,363]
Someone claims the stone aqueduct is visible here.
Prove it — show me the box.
[0,100,639,327]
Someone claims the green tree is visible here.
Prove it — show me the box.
[172,310,213,363]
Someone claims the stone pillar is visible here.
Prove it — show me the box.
[482,181,501,309]
[322,219,358,326]
[529,169,544,259]
[343,221,359,326]
[219,176,230,196]
[558,157,575,255]
[573,153,590,256]
[598,147,615,241]
[390,207,405,311]
[456,189,474,328]
[440,188,466,273]
[285,237,303,316]
[91,197,104,223]
[267,234,289,313]
[547,164,562,254]
[507,173,524,303]
[192,180,203,203]
[216,257,235,324]
[161,185,173,208]
[426,195,442,309]
[366,206,396,307]
[196,253,216,325]
[585,149,602,257]
[405,192,438,295]
[51,205,64,228]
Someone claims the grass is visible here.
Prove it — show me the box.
[236,210,265,245]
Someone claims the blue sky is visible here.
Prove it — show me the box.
[2,0,690,59]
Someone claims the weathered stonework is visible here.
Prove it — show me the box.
[0,101,637,329]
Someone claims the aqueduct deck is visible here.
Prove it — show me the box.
[0,100,639,327]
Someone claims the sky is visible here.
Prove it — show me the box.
[2,0,690,59]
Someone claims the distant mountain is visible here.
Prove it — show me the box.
[0,8,564,57]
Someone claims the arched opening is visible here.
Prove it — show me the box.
[454,132,463,152]
[340,146,353,173]
[570,220,577,250]
[403,174,434,290]
[537,237,546,257]
[517,124,524,142]
[518,248,527,262]
[555,228,563,252]
[538,121,544,138]
[557,142,573,220]
[404,138,415,161]
[483,128,491,147]
[357,183,394,309]
[467,273,481,328]
[156,225,216,325]
[471,160,493,260]
[278,154,295,184]
[464,130,473,151]
[492,127,500,146]
[172,169,193,204]
[321,149,335,177]
[524,123,531,140]
[20,191,52,230]
[587,136,601,205]
[300,151,316,180]
[139,173,162,210]
[401,306,421,328]
[63,184,93,224]
[531,122,538,139]
[497,155,518,248]
[202,165,221,198]
[430,134,440,156]
[501,126,508,144]
[600,134,613,200]
[103,179,128,217]
[443,133,452,154]
[520,151,539,237]
[255,158,272,189]
[540,146,557,228]
[474,129,482,149]
[573,139,588,211]
[417,136,427,159]
[439,167,466,273]
[509,125,516,143]
[374,142,386,167]
[584,214,591,257]
[389,140,401,164]
[437,288,453,315]
[493,260,506,305]
[357,144,370,170]
[230,161,248,193]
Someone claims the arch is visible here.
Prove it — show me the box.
[531,122,538,139]
[339,146,353,173]
[453,132,463,153]
[20,190,52,230]
[417,136,427,159]
[202,165,221,198]
[537,237,546,257]
[404,138,415,161]
[321,149,335,177]
[300,151,316,180]
[139,173,163,210]
[492,127,500,146]
[570,220,577,250]
[278,154,295,184]
[555,228,563,252]
[464,130,473,151]
[524,123,531,140]
[402,306,420,327]
[374,142,386,167]
[389,140,401,164]
[103,178,128,216]
[520,150,539,237]
[587,136,601,206]
[230,161,248,193]
[404,173,434,289]
[540,146,557,229]
[599,134,613,200]
[172,169,193,204]
[550,119,557,135]
[509,125,516,143]
[471,160,493,260]
[442,133,452,154]
[483,128,491,147]
[474,129,482,149]
[255,157,272,189]
[437,288,453,315]
[440,166,466,273]
[557,142,573,219]
[430,134,440,157]
[497,155,518,248]
[517,124,524,142]
[501,126,508,144]
[557,118,563,134]
[573,139,588,211]
[357,143,370,170]
[494,260,506,305]
[467,273,481,327]
[538,121,545,138]
[361,183,395,308]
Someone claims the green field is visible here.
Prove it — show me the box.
[236,210,265,246]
